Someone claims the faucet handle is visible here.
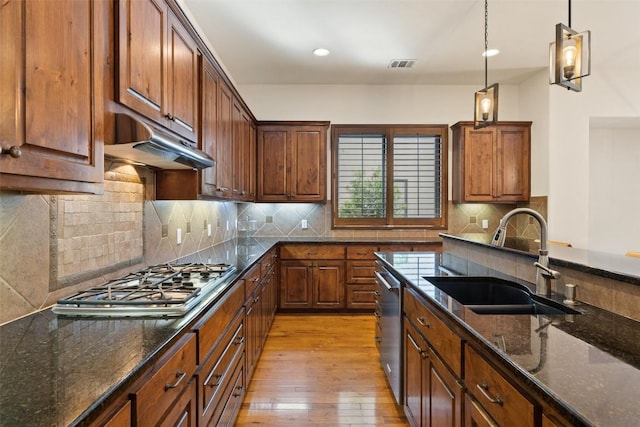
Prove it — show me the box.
[534,262,561,279]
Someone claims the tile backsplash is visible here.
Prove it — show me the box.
[0,162,237,325]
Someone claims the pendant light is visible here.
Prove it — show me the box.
[474,0,499,129]
[549,0,591,91]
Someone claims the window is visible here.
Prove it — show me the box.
[332,125,448,229]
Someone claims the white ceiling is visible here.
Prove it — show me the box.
[180,0,640,86]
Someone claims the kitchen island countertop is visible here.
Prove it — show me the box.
[376,250,640,427]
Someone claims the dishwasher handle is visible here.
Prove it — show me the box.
[375,270,401,293]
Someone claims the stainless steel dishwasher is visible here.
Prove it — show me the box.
[374,261,402,404]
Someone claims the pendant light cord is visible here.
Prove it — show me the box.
[484,0,488,88]
[568,0,572,28]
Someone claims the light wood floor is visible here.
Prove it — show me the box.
[235,314,409,426]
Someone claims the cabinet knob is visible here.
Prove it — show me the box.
[1,146,22,159]
[164,113,175,121]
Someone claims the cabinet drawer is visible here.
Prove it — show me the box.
[132,333,197,427]
[193,283,245,363]
[404,287,462,377]
[346,245,377,259]
[465,344,535,427]
[280,244,344,260]
[260,250,276,277]
[346,284,376,309]
[243,263,262,298]
[200,310,245,426]
[346,260,376,284]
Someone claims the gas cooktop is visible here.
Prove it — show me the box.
[52,262,237,318]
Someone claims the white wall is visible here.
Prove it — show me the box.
[588,126,640,254]
[547,65,640,249]
[518,71,550,197]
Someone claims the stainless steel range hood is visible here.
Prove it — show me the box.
[104,113,215,170]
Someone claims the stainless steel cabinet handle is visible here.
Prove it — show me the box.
[207,373,223,388]
[477,381,503,406]
[165,370,187,391]
[1,146,21,158]
[232,385,243,397]
[234,336,245,345]
[164,113,175,121]
[416,316,431,328]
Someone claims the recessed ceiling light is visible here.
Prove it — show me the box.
[482,49,500,57]
[313,48,330,57]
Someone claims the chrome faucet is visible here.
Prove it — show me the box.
[491,208,560,296]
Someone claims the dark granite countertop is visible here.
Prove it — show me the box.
[0,238,279,427]
[441,233,640,286]
[376,251,640,427]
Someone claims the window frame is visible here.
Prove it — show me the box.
[331,124,448,230]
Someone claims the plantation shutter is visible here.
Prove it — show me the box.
[336,134,386,218]
[392,133,442,219]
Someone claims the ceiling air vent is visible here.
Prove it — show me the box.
[388,59,415,69]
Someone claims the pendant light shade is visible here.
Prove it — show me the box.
[549,1,591,91]
[474,0,499,129]
[474,84,499,128]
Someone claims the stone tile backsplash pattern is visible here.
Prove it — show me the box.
[0,163,237,325]
[237,198,546,241]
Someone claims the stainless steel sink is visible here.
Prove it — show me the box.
[423,276,581,315]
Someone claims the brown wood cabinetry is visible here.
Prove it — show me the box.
[232,100,256,201]
[131,333,198,427]
[257,122,329,202]
[279,245,345,310]
[403,291,463,427]
[245,249,278,384]
[117,0,199,141]
[464,344,535,427]
[465,394,498,427]
[0,0,104,194]
[451,121,531,203]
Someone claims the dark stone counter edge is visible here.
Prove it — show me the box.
[440,233,640,286]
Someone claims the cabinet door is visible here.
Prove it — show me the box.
[429,348,463,427]
[158,380,197,427]
[257,126,289,201]
[216,81,234,198]
[280,260,312,309]
[463,127,496,201]
[166,12,198,140]
[117,0,167,123]
[312,260,345,308]
[200,59,219,197]
[495,125,530,201]
[465,394,498,427]
[404,321,427,427]
[291,126,326,202]
[1,0,103,193]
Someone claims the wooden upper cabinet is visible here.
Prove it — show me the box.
[257,122,329,202]
[232,98,254,201]
[451,121,531,203]
[200,58,220,197]
[0,0,104,194]
[117,0,198,141]
[216,81,234,198]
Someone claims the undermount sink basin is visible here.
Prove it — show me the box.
[424,276,581,315]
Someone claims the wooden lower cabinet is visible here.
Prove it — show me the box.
[465,394,498,427]
[464,344,534,427]
[280,259,345,309]
[404,319,462,427]
[158,380,197,427]
[131,333,197,427]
